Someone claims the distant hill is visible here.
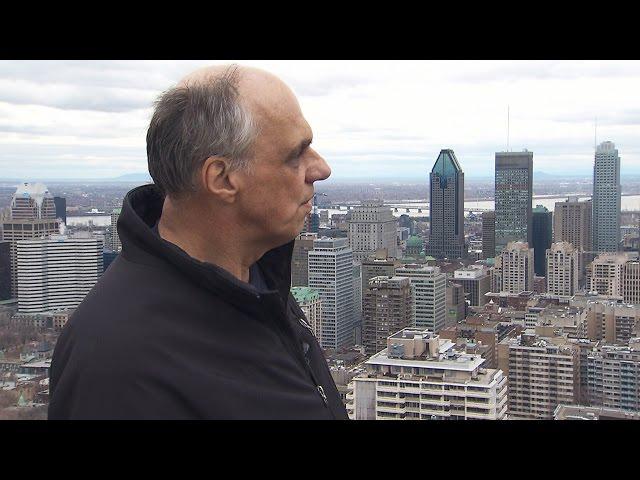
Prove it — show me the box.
[111,173,152,182]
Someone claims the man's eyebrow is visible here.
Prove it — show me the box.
[286,137,313,161]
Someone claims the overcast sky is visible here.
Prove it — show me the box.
[1,60,639,181]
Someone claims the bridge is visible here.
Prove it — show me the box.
[329,203,491,214]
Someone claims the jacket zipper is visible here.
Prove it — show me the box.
[270,298,334,415]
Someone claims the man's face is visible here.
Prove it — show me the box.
[234,81,331,249]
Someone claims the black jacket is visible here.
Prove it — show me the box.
[48,184,349,420]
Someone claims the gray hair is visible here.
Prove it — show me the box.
[146,65,258,197]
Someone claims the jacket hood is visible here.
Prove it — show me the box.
[117,184,296,310]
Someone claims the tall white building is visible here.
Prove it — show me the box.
[498,241,534,294]
[395,264,446,333]
[546,242,578,297]
[348,201,398,263]
[346,328,508,420]
[588,253,626,298]
[17,233,103,313]
[593,141,621,253]
[110,208,122,252]
[308,237,355,350]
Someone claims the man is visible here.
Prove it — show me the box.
[48,64,348,420]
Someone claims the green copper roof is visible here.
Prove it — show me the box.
[406,236,423,247]
[425,255,436,261]
[291,287,320,304]
[532,205,549,213]
[431,149,462,178]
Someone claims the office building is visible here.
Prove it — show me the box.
[348,201,398,263]
[546,242,579,297]
[587,345,640,412]
[110,208,122,252]
[0,241,10,300]
[554,404,640,420]
[395,264,446,333]
[360,250,400,293]
[53,196,67,224]
[426,149,466,259]
[308,237,355,350]
[532,205,552,276]
[2,183,59,297]
[497,241,534,294]
[622,260,640,305]
[554,197,592,284]
[291,232,317,287]
[291,286,322,340]
[453,266,491,307]
[482,211,496,259]
[362,276,413,356]
[583,301,639,345]
[588,253,626,298]
[446,281,466,327]
[346,328,508,420]
[494,151,533,254]
[353,262,362,344]
[16,233,103,314]
[498,328,579,420]
[593,141,621,253]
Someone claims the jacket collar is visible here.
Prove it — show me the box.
[118,184,295,310]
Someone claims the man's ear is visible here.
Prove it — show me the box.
[200,156,239,203]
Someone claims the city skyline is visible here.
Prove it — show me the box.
[2,60,640,180]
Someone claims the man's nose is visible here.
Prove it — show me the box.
[307,149,331,183]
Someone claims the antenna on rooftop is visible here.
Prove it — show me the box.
[507,105,510,152]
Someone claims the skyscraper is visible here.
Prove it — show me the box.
[482,211,496,259]
[16,233,103,314]
[308,237,355,350]
[291,232,317,287]
[546,242,579,297]
[395,264,446,333]
[494,151,533,255]
[532,205,552,276]
[554,197,592,286]
[593,141,621,253]
[362,276,413,356]
[2,183,59,297]
[348,201,398,263]
[110,208,122,252]
[0,241,10,300]
[426,149,466,259]
[53,196,67,224]
[497,241,534,294]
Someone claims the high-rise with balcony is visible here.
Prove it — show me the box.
[308,237,355,349]
[346,328,508,420]
[546,242,578,298]
[16,233,103,314]
[498,328,580,420]
[348,201,398,263]
[426,149,466,259]
[588,253,626,298]
[395,264,446,333]
[587,345,640,412]
[494,151,533,255]
[497,241,534,294]
[362,276,413,356]
[593,141,621,253]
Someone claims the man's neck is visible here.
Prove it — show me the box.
[157,197,263,283]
